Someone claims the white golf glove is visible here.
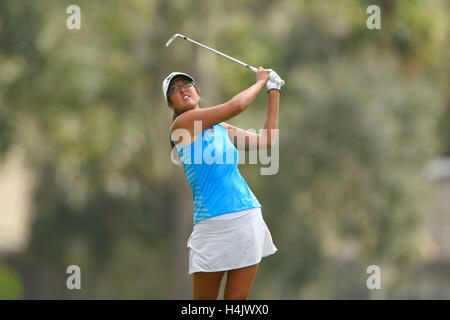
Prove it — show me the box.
[266,70,284,92]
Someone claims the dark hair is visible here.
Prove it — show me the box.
[168,75,187,150]
[168,79,200,150]
[169,105,181,150]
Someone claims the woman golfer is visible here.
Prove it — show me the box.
[164,67,281,300]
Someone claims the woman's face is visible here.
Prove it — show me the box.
[167,77,200,113]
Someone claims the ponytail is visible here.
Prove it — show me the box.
[167,84,200,150]
[169,108,180,150]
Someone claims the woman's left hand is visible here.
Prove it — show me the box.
[266,70,284,92]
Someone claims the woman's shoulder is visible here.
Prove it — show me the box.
[170,116,181,134]
[218,122,229,130]
[171,122,202,148]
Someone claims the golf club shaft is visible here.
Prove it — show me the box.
[169,34,284,86]
[183,35,256,71]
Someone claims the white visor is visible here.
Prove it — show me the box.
[162,72,195,103]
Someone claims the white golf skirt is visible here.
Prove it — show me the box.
[187,207,278,274]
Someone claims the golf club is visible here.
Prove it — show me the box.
[166,33,285,86]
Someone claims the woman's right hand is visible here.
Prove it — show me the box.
[255,66,270,85]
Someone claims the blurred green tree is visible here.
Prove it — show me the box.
[0,0,448,299]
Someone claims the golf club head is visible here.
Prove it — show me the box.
[166,34,184,47]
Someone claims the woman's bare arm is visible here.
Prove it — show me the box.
[172,68,270,137]
[221,89,279,150]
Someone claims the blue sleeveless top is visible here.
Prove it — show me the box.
[170,123,261,224]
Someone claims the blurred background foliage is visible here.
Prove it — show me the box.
[0,0,448,299]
